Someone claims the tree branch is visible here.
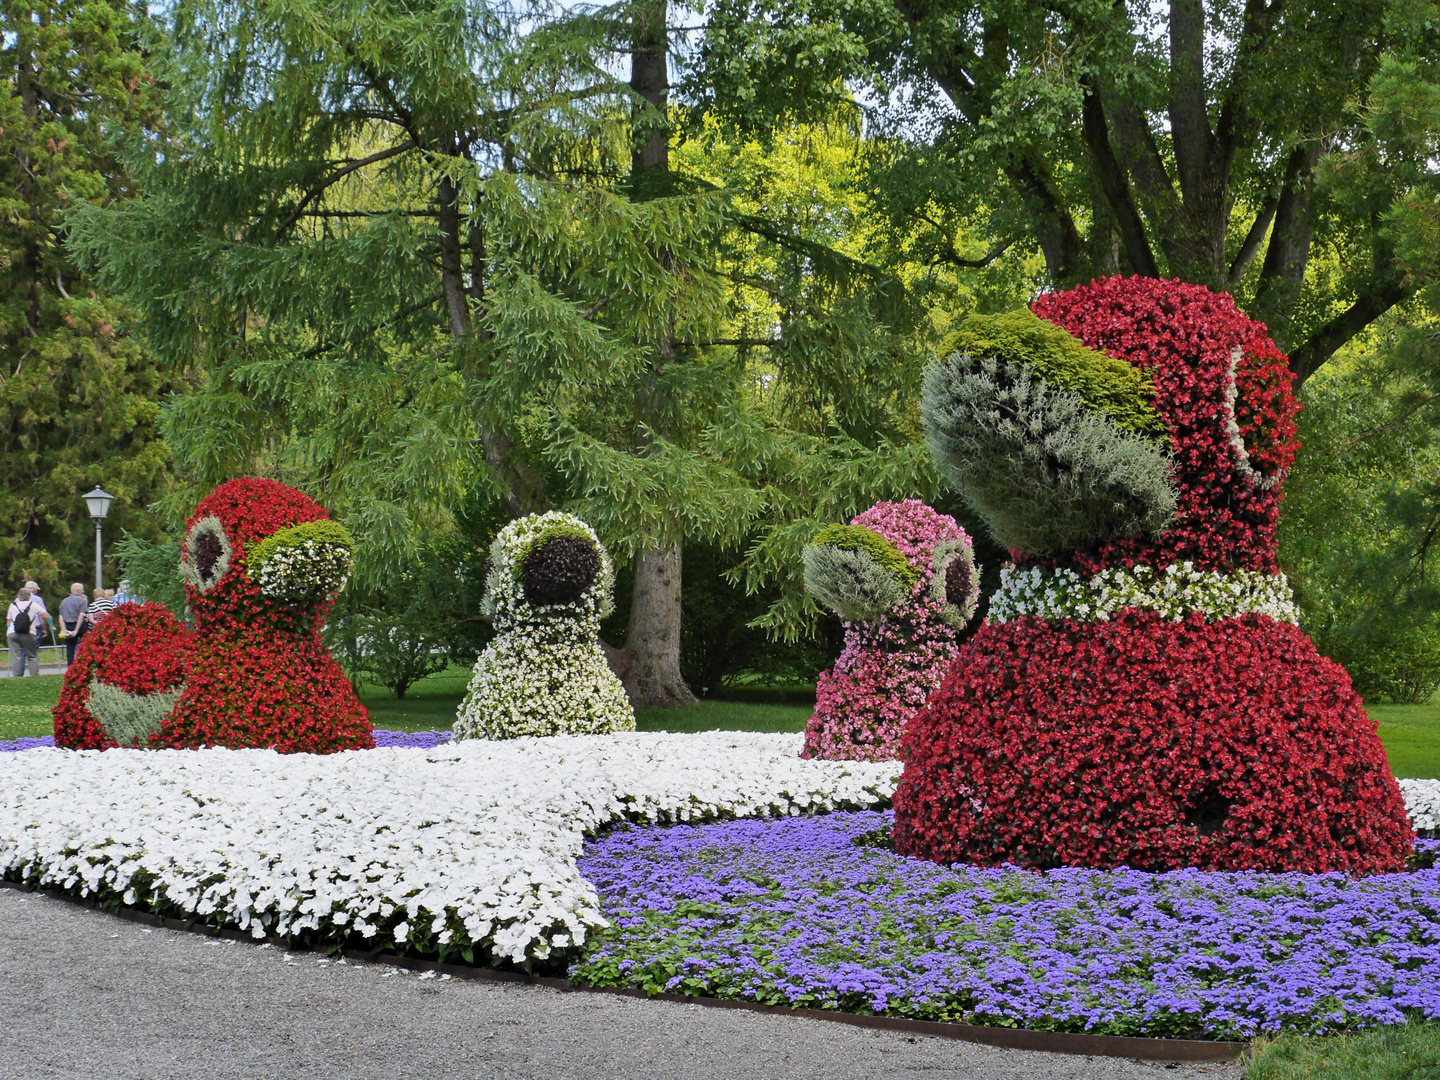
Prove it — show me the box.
[1288,277,1411,385]
[1253,139,1323,338]
[1228,195,1277,284]
[274,141,416,237]
[905,208,1018,269]
[1081,78,1161,278]
[675,338,779,348]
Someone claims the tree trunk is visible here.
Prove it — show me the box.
[610,542,698,709]
[606,0,697,710]
[439,169,548,516]
[630,0,669,175]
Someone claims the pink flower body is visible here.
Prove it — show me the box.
[802,500,973,761]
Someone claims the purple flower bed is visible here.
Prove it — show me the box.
[371,729,454,749]
[0,730,452,752]
[0,736,54,752]
[571,810,1440,1040]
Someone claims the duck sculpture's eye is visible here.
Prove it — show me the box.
[521,535,600,607]
[181,516,234,593]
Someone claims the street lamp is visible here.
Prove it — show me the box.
[83,485,114,591]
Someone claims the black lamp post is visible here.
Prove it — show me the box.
[83,486,115,590]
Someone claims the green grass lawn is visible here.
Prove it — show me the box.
[1367,702,1440,779]
[2,671,1437,780]
[0,675,65,741]
[1246,1023,1440,1079]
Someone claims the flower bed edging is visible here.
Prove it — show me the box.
[0,876,1243,1063]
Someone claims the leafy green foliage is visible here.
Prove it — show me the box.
[1280,321,1440,704]
[942,310,1167,441]
[112,533,186,615]
[923,352,1177,555]
[0,0,184,593]
[679,0,1440,383]
[676,538,838,693]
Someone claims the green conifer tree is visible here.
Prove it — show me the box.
[1,0,184,593]
[68,0,939,704]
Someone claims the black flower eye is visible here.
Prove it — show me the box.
[521,535,599,607]
[945,555,975,608]
[181,516,234,592]
[195,532,223,580]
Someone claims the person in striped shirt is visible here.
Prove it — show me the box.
[87,587,116,625]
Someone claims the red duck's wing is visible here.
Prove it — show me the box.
[52,603,191,750]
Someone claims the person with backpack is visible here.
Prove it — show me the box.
[7,588,43,677]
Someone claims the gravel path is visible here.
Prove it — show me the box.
[0,889,1244,1080]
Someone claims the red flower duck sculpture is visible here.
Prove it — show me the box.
[896,276,1413,874]
[53,478,373,753]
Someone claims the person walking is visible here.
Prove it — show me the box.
[21,581,52,642]
[58,583,89,667]
[6,588,42,677]
[115,580,136,606]
[87,587,115,627]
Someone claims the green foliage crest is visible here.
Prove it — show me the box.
[247,520,354,576]
[808,524,918,588]
[942,309,1168,442]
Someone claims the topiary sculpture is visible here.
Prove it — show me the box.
[52,478,372,753]
[452,512,635,739]
[896,276,1413,875]
[801,500,979,761]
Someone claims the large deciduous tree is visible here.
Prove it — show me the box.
[1,0,183,592]
[683,0,1440,383]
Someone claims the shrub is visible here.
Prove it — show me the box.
[1327,610,1440,705]
[354,611,451,700]
[55,478,374,755]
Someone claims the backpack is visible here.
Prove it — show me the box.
[12,602,34,635]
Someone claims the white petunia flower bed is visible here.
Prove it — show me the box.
[1401,778,1440,833]
[0,733,899,964]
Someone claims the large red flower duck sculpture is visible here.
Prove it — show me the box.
[896,276,1413,874]
[53,478,373,754]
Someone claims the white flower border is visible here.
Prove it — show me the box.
[988,561,1301,625]
[0,734,899,963]
[1400,779,1440,834]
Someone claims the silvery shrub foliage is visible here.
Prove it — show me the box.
[0,734,901,962]
[988,562,1301,625]
[454,512,634,740]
